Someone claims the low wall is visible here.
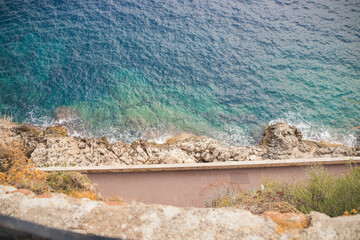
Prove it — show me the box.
[39,157,360,207]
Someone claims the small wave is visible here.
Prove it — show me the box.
[211,125,256,147]
[147,134,175,144]
[23,107,357,148]
[24,107,56,128]
[269,112,357,146]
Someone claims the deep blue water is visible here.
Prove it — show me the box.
[0,0,359,145]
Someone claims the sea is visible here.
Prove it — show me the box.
[0,0,359,146]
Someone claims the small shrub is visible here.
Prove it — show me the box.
[205,165,360,216]
[263,165,360,217]
[205,190,240,208]
[0,142,48,194]
[47,171,95,194]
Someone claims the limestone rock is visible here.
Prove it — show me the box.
[308,211,360,240]
[0,120,358,167]
[355,146,360,156]
[261,123,302,159]
[1,185,360,240]
[259,123,356,159]
[13,124,45,155]
[0,185,17,193]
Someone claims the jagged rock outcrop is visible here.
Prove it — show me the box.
[0,185,359,240]
[261,123,303,159]
[261,123,355,159]
[0,120,357,167]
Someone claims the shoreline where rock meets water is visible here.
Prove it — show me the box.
[1,119,360,239]
[0,119,359,168]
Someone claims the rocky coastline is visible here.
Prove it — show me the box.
[1,119,360,239]
[0,119,359,168]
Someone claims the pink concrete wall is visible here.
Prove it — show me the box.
[87,164,349,207]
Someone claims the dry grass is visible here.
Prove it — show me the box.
[203,179,299,214]
[0,113,13,126]
[205,190,299,215]
[0,114,14,141]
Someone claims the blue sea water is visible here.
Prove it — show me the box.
[0,0,359,145]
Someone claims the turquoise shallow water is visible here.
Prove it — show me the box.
[0,0,359,145]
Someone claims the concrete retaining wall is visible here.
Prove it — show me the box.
[39,157,360,207]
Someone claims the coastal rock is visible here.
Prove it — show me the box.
[13,124,45,155]
[45,126,68,137]
[164,133,257,162]
[260,123,356,159]
[0,119,358,167]
[355,146,360,156]
[261,123,302,159]
[30,136,121,167]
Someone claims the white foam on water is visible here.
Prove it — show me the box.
[24,107,55,128]
[213,125,255,147]
[23,108,357,147]
[149,134,173,144]
[269,112,357,146]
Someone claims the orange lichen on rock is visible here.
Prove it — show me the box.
[68,190,102,201]
[35,194,53,198]
[264,211,310,234]
[106,201,127,206]
[9,188,35,197]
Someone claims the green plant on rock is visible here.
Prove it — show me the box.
[46,171,95,194]
[207,165,360,217]
[263,165,360,217]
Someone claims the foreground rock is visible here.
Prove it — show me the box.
[0,120,358,167]
[0,185,359,240]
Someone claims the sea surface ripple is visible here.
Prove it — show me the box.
[0,0,359,145]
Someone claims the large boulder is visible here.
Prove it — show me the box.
[261,123,303,159]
